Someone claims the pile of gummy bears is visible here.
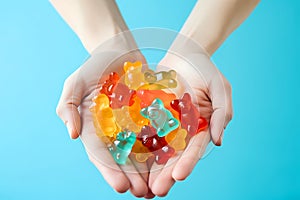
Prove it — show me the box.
[90,61,208,165]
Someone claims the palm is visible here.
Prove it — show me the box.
[147,52,231,196]
[60,49,152,196]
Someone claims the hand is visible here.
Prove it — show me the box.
[56,35,155,198]
[148,49,233,196]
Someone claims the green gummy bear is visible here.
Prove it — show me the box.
[109,130,136,165]
[140,98,179,137]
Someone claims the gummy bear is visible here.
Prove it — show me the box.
[140,98,179,137]
[131,140,152,163]
[168,129,187,151]
[128,96,149,127]
[110,83,136,109]
[124,61,145,90]
[138,125,175,164]
[99,72,120,96]
[109,130,136,165]
[136,89,179,120]
[144,69,177,89]
[136,89,176,109]
[90,94,121,138]
[99,72,136,109]
[170,93,208,136]
[113,106,142,133]
[154,146,175,165]
[165,128,179,143]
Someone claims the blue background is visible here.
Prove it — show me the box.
[0,0,299,199]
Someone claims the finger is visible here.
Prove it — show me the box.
[209,73,233,145]
[128,156,156,199]
[144,190,156,199]
[119,160,149,197]
[172,129,211,181]
[80,99,148,197]
[148,163,162,190]
[150,157,178,197]
[56,72,84,139]
[88,152,131,193]
[129,154,150,183]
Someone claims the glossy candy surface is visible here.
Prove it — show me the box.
[168,129,187,151]
[91,62,208,166]
[131,140,152,162]
[109,83,136,109]
[140,98,179,137]
[113,106,142,133]
[99,72,136,109]
[128,96,149,126]
[171,93,208,136]
[138,125,175,164]
[109,130,136,165]
[99,72,119,96]
[144,69,177,89]
[136,89,176,109]
[90,94,120,138]
[124,61,145,90]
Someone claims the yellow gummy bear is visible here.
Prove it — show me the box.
[124,61,145,90]
[168,129,187,151]
[143,69,177,89]
[135,153,153,163]
[131,140,152,163]
[112,106,143,133]
[90,94,120,138]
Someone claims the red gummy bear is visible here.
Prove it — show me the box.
[99,72,136,108]
[110,83,136,108]
[99,72,119,95]
[136,89,176,110]
[138,125,175,164]
[154,146,175,165]
[170,93,208,136]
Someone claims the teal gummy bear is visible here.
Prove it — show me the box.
[109,130,136,165]
[140,98,179,137]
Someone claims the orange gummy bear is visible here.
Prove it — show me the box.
[90,94,120,138]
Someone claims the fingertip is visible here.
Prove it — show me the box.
[172,171,187,182]
[151,175,174,197]
[212,129,223,146]
[66,122,79,139]
[129,184,148,198]
[144,189,156,199]
[112,176,130,194]
[151,183,170,197]
[172,160,191,181]
[70,131,80,139]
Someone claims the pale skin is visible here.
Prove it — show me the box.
[51,0,260,198]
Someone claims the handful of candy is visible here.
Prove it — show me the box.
[90,61,208,165]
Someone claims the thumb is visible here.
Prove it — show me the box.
[209,72,233,146]
[56,72,83,139]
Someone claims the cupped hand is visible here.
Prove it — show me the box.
[56,36,155,198]
[148,51,233,196]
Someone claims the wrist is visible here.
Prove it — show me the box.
[77,2,129,53]
[50,0,130,54]
[79,22,128,54]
